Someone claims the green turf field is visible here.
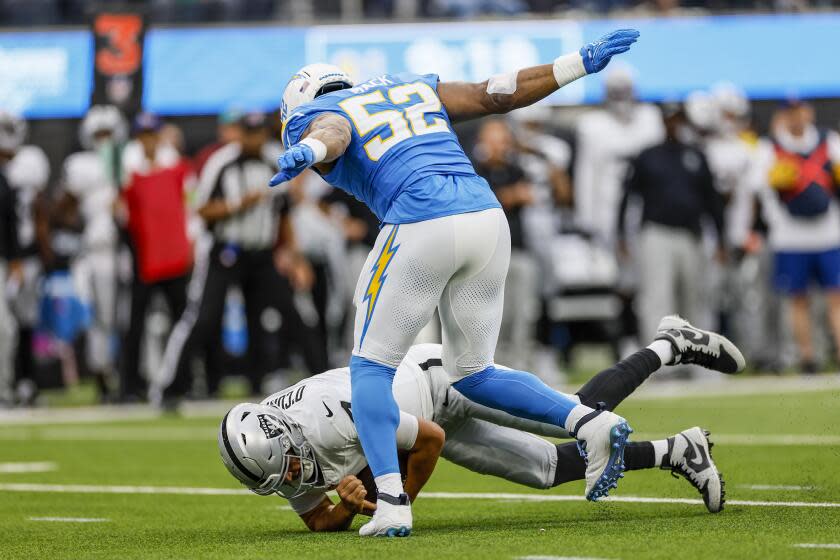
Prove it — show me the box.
[1,383,839,559]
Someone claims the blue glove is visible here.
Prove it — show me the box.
[579,29,640,74]
[268,143,317,187]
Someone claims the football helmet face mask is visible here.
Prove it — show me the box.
[218,403,324,498]
[280,63,353,130]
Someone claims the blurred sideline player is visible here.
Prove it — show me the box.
[749,100,840,372]
[1,111,50,404]
[574,67,663,247]
[272,30,646,536]
[219,315,742,532]
[575,68,664,356]
[63,106,128,398]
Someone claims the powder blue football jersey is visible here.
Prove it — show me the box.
[282,72,500,224]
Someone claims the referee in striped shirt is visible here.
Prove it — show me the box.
[157,112,325,405]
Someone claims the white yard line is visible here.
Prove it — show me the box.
[0,462,57,473]
[632,433,840,446]
[0,427,215,440]
[2,484,840,509]
[793,544,840,550]
[28,517,109,523]
[0,483,250,495]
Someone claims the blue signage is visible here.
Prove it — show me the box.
[143,26,306,115]
[0,31,92,118]
[1,13,838,118]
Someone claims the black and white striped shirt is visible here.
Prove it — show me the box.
[195,142,288,250]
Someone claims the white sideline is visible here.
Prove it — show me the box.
[2,484,840,509]
[793,544,840,549]
[28,517,109,523]
[0,462,57,473]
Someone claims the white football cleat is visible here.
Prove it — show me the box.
[656,315,746,374]
[358,493,412,537]
[665,427,725,513]
[573,410,633,501]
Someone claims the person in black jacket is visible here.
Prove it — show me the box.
[0,147,20,406]
[617,103,725,344]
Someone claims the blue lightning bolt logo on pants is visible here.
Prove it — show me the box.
[360,225,400,348]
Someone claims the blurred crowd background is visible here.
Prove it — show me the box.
[1,0,838,23]
[2,2,840,409]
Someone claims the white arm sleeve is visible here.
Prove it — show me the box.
[395,412,419,450]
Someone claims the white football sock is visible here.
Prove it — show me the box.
[647,339,675,366]
[564,404,596,435]
[375,473,405,498]
[652,439,669,467]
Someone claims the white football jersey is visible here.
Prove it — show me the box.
[7,145,49,250]
[261,344,443,514]
[63,150,119,250]
[574,104,664,244]
[702,133,754,248]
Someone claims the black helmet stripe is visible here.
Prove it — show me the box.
[220,411,263,484]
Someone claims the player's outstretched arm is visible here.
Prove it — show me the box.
[438,29,639,123]
[269,113,352,187]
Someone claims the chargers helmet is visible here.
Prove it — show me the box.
[79,105,127,150]
[280,63,353,129]
[218,403,324,498]
[0,110,26,153]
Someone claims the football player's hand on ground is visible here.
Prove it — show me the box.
[580,29,640,74]
[269,144,317,187]
[337,475,376,514]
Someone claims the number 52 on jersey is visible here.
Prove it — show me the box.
[339,81,450,161]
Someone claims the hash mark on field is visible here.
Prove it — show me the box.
[517,556,617,560]
[738,484,816,491]
[0,462,57,473]
[793,544,840,549]
[28,517,109,523]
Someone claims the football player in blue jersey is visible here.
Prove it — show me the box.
[270,29,745,537]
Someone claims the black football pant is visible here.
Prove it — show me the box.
[163,245,327,400]
[120,274,188,400]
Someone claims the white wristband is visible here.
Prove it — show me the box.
[299,137,328,164]
[553,52,587,88]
